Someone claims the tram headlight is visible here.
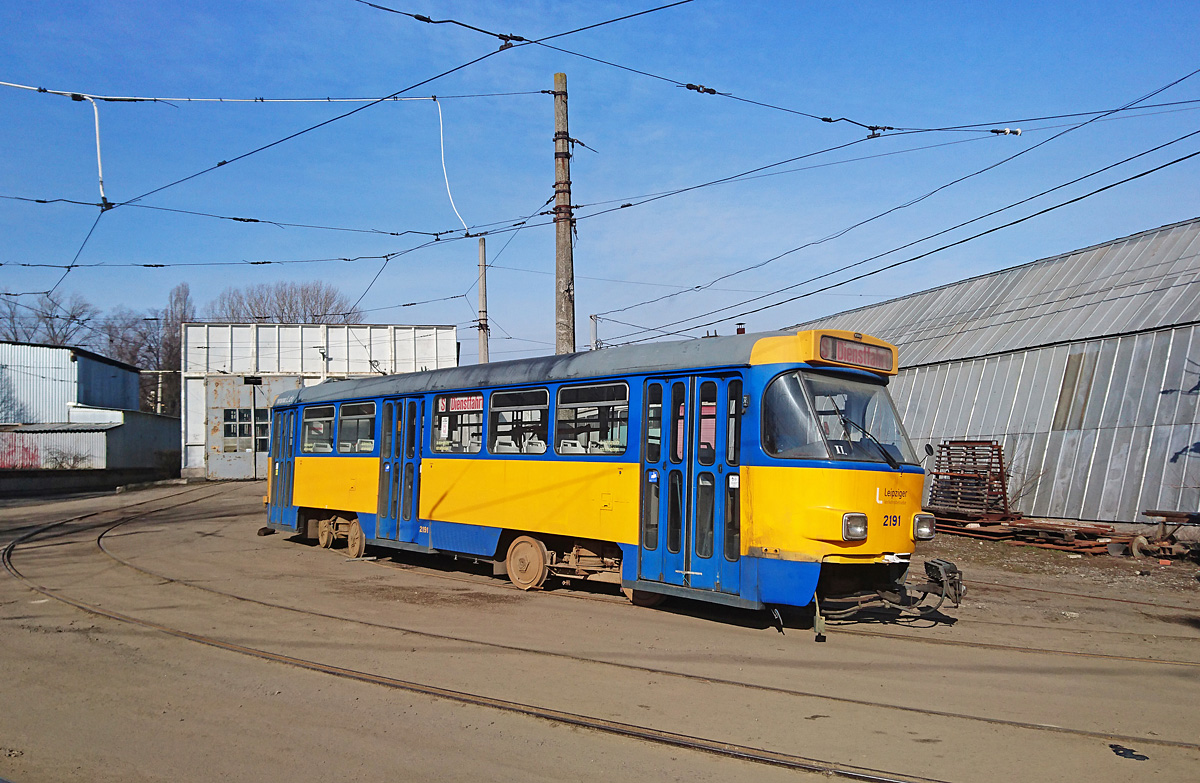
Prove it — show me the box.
[914,513,936,541]
[842,513,869,541]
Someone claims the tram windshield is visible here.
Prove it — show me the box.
[762,370,918,465]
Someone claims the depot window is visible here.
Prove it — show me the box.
[489,389,549,454]
[301,405,336,453]
[555,383,629,455]
[337,402,377,454]
[433,393,484,454]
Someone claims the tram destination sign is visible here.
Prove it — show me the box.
[819,335,894,372]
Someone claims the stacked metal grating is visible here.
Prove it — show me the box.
[926,440,1014,521]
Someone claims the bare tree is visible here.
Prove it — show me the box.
[207,281,363,324]
[124,283,196,417]
[1,298,40,342]
[0,293,97,345]
[94,307,148,367]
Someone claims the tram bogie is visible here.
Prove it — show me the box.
[265,329,962,624]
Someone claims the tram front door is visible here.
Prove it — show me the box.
[638,376,742,595]
[376,398,425,545]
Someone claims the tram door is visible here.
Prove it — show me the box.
[377,398,425,545]
[638,376,741,595]
[376,400,402,540]
[268,409,298,531]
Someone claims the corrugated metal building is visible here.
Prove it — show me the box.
[0,341,179,475]
[0,408,178,470]
[181,322,458,480]
[0,341,140,423]
[794,217,1200,524]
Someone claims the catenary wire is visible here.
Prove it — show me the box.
[0,81,544,103]
[598,65,1200,335]
[607,144,1200,344]
[595,117,1200,320]
[108,2,696,209]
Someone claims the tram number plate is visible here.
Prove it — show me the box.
[883,514,902,527]
[419,525,430,534]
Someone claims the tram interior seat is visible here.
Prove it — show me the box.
[357,439,374,452]
[559,439,586,454]
[493,435,519,454]
[309,442,332,453]
[523,436,546,454]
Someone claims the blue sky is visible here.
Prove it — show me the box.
[2,1,1198,362]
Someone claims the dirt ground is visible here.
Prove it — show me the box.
[1,482,1197,783]
[920,531,1200,596]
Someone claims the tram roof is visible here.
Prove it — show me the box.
[276,331,777,406]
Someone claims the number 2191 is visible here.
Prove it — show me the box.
[883,514,901,527]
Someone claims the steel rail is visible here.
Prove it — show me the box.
[368,552,1200,667]
[89,519,1200,752]
[7,517,947,783]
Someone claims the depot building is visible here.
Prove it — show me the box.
[181,322,457,480]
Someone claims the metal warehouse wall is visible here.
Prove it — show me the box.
[0,429,108,469]
[0,343,75,423]
[796,217,1200,524]
[74,353,140,411]
[0,343,140,423]
[892,323,1200,523]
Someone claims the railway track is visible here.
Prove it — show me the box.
[4,496,953,783]
[7,494,1198,782]
[370,547,1200,662]
[78,513,1200,753]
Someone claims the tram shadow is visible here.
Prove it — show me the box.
[652,598,958,633]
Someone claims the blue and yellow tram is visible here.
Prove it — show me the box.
[265,329,961,622]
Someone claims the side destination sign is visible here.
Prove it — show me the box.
[819,335,894,372]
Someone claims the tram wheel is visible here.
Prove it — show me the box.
[346,518,366,559]
[506,536,549,590]
[317,517,335,549]
[622,588,666,608]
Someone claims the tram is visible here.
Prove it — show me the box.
[265,329,962,627]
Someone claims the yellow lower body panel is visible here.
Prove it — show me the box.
[292,456,380,515]
[741,465,925,562]
[420,458,641,545]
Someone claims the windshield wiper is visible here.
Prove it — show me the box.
[836,412,900,469]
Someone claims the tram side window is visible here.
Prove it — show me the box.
[489,389,549,454]
[335,402,376,454]
[301,406,336,453]
[433,393,484,454]
[555,383,629,455]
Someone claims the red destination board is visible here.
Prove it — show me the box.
[819,335,893,372]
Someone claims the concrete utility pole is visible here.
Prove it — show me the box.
[477,236,489,364]
[553,72,576,354]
